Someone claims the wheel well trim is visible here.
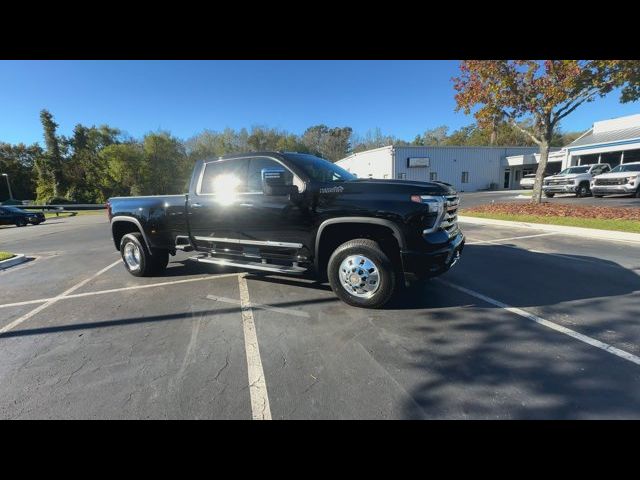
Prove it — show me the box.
[111,216,153,255]
[314,217,406,266]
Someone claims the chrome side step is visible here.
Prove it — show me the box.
[190,255,307,274]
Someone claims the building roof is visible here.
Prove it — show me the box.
[567,125,640,148]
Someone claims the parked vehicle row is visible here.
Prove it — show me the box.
[542,164,611,198]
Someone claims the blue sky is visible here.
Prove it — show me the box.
[1,60,639,146]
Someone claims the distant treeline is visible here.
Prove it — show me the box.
[0,110,582,203]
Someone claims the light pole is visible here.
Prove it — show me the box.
[1,173,14,201]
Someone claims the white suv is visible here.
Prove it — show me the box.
[591,162,640,198]
[542,163,611,198]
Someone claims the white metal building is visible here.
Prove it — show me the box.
[337,145,539,192]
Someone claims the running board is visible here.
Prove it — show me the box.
[190,255,307,274]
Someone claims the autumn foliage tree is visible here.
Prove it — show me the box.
[453,60,640,203]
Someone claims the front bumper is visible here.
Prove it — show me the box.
[591,185,637,195]
[542,184,578,194]
[401,232,465,280]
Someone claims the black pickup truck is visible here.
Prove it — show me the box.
[108,152,464,308]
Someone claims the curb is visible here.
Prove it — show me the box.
[0,254,28,270]
[458,216,640,244]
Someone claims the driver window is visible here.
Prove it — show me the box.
[247,157,293,193]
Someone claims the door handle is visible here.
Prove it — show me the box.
[190,203,203,208]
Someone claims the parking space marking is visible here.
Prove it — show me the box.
[0,259,122,335]
[0,273,242,310]
[237,274,272,420]
[207,294,310,318]
[436,278,640,367]
[465,232,558,245]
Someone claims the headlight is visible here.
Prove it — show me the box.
[626,176,637,184]
[411,195,445,214]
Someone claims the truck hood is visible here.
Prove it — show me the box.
[545,174,581,181]
[344,178,457,196]
[593,171,640,179]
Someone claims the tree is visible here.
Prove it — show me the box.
[0,142,42,200]
[66,124,121,202]
[453,60,640,203]
[101,142,146,196]
[301,125,352,161]
[422,126,449,146]
[38,109,65,199]
[142,132,189,195]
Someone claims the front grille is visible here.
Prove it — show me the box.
[440,195,459,237]
[545,178,570,186]
[595,178,626,186]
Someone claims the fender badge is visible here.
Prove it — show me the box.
[319,186,344,194]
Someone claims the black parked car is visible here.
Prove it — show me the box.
[0,206,46,227]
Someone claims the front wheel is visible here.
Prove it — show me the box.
[327,239,397,309]
[15,218,27,227]
[576,183,591,198]
[635,187,640,198]
[120,233,169,277]
[594,195,604,198]
[544,192,555,198]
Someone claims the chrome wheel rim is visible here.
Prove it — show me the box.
[339,254,381,298]
[123,242,142,270]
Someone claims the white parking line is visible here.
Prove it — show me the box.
[465,232,558,245]
[436,278,640,367]
[237,274,272,420]
[207,294,310,318]
[0,273,242,309]
[0,259,122,335]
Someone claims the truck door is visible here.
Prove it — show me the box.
[237,156,312,249]
[187,158,250,249]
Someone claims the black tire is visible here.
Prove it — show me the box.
[15,218,27,227]
[120,232,169,277]
[635,187,640,199]
[30,220,41,225]
[594,195,604,198]
[576,183,590,198]
[327,238,396,309]
[544,192,555,198]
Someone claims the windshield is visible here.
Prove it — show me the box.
[284,153,356,183]
[558,166,589,175]
[611,164,640,173]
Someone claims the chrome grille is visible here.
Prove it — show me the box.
[440,195,459,237]
[545,178,569,186]
[595,178,626,186]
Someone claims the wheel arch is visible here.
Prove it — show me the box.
[111,216,153,255]
[314,217,405,272]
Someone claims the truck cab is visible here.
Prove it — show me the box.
[108,152,465,308]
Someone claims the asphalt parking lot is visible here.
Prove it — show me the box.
[461,189,640,209]
[1,214,640,419]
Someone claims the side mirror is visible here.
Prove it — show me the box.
[261,168,298,196]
